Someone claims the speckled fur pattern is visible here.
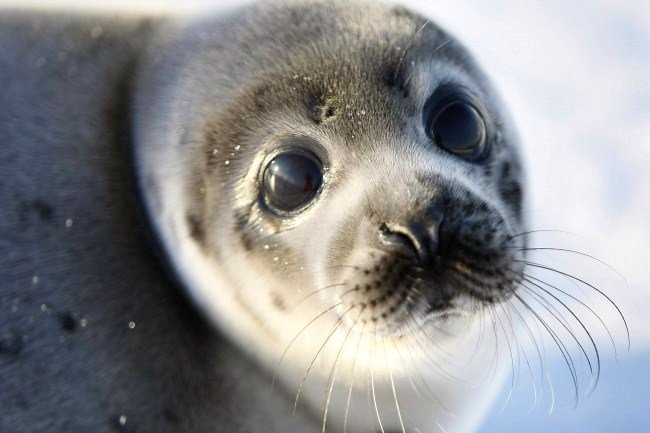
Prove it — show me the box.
[1,1,526,433]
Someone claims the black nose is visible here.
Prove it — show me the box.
[378,208,444,266]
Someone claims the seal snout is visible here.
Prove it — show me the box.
[378,206,444,268]
[335,187,524,333]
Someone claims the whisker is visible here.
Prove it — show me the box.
[506,301,546,413]
[384,338,406,433]
[321,309,362,433]
[403,38,451,88]
[370,331,386,433]
[343,322,366,433]
[514,292,580,405]
[545,369,556,415]
[393,20,430,84]
[520,261,630,350]
[521,282,574,330]
[517,247,628,287]
[524,277,602,392]
[493,305,517,390]
[404,317,464,382]
[499,301,538,414]
[486,304,502,384]
[526,273,619,360]
[508,229,578,241]
[394,331,458,418]
[325,264,360,271]
[292,307,354,421]
[272,302,342,391]
[520,282,597,392]
[435,419,450,433]
[287,283,346,314]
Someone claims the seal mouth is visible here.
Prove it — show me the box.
[333,230,525,335]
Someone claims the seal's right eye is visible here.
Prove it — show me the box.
[262,151,323,213]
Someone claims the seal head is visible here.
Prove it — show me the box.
[134,1,526,431]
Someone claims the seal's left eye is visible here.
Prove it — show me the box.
[263,151,323,213]
[424,86,489,162]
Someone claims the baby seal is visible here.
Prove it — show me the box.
[135,0,526,431]
[0,1,541,432]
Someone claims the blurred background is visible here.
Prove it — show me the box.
[2,0,648,431]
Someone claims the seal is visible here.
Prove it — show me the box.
[134,1,527,432]
[0,1,532,432]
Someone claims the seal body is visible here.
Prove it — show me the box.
[0,2,526,433]
[0,10,319,433]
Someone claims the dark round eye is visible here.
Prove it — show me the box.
[424,86,490,162]
[428,100,486,160]
[263,151,323,213]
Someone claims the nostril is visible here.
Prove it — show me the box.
[378,223,421,260]
[378,214,445,266]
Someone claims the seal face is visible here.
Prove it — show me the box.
[134,1,526,431]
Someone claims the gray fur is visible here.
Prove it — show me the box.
[0,10,318,433]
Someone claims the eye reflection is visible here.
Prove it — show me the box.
[424,86,490,162]
[430,101,486,159]
[262,151,323,213]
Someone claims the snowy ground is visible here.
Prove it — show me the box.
[3,0,649,431]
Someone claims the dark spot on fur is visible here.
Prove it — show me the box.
[501,161,511,178]
[308,93,338,124]
[186,213,205,245]
[382,60,400,88]
[32,199,54,221]
[271,292,287,312]
[16,199,56,230]
[162,407,179,425]
[59,313,77,332]
[501,181,523,214]
[462,203,476,214]
[233,210,255,252]
[0,332,23,359]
